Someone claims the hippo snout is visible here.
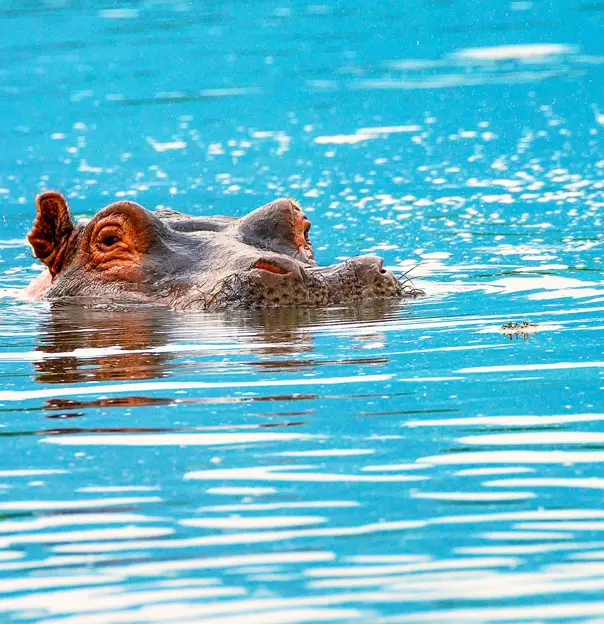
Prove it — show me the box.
[343,255,389,279]
[221,254,402,309]
[201,254,401,309]
[311,255,402,304]
[350,255,401,295]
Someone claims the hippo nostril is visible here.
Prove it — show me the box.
[351,256,393,280]
[375,258,387,274]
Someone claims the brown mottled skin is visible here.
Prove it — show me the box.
[26,192,419,310]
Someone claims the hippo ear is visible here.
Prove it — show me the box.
[28,192,74,277]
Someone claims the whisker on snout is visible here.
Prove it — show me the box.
[396,263,425,298]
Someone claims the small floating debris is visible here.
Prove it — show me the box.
[499,320,539,340]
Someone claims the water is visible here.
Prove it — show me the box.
[0,0,603,621]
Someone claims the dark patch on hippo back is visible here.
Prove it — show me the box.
[154,209,236,233]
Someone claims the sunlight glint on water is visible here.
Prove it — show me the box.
[0,0,603,622]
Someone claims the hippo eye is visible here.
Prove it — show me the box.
[99,235,120,250]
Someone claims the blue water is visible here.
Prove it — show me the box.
[1,1,603,622]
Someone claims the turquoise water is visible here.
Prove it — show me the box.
[1,0,604,622]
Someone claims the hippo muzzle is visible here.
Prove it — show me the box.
[178,254,404,310]
[26,192,421,310]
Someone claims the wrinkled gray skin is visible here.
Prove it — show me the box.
[31,197,420,310]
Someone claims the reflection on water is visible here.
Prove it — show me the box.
[0,291,602,621]
[33,300,402,385]
[34,307,174,383]
[1,0,604,622]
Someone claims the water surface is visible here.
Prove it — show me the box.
[1,0,603,622]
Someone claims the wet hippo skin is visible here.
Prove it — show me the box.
[26,192,420,310]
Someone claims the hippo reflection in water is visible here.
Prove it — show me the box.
[27,192,422,309]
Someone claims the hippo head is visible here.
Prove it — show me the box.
[27,192,420,310]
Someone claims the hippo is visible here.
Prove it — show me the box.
[26,191,421,310]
